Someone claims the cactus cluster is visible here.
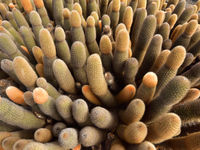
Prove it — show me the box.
[0,0,199,149]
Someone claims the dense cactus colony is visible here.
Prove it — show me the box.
[0,0,199,149]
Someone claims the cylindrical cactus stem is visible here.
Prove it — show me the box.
[52,122,67,137]
[157,22,170,41]
[110,0,120,30]
[53,59,76,94]
[119,99,145,124]
[0,33,26,60]
[142,76,190,123]
[88,0,100,17]
[133,15,157,65]
[63,8,71,31]
[13,56,38,90]
[24,91,45,119]
[99,35,113,72]
[5,11,19,31]
[137,0,147,8]
[130,8,147,50]
[85,16,100,54]
[13,139,33,150]
[33,0,50,27]
[100,0,109,15]
[113,29,129,78]
[188,38,200,58]
[1,20,24,46]
[79,126,104,147]
[172,0,186,18]
[180,88,200,103]
[0,97,45,129]
[102,14,111,28]
[70,41,87,85]
[155,46,186,96]
[23,142,47,150]
[147,2,157,15]
[115,23,126,39]
[172,99,200,124]
[58,128,78,149]
[32,46,44,64]
[34,89,61,121]
[72,99,89,125]
[167,14,177,30]
[150,49,171,73]
[136,72,158,104]
[117,121,147,144]
[122,6,133,33]
[90,106,118,129]
[6,86,25,105]
[173,20,198,48]
[175,5,195,25]
[52,0,64,26]
[36,77,61,99]
[145,113,181,144]
[1,59,21,84]
[39,28,57,85]
[0,120,19,132]
[136,34,162,80]
[12,8,30,28]
[34,128,52,143]
[73,3,87,28]
[182,62,200,87]
[82,85,102,105]
[19,26,36,56]
[29,11,43,45]
[127,141,156,150]
[54,26,71,67]
[70,10,85,43]
[115,84,136,104]
[70,10,89,56]
[164,131,200,150]
[64,0,73,10]
[20,0,34,14]
[55,95,74,124]
[155,10,165,29]
[188,30,200,49]
[179,54,195,75]
[0,3,8,20]
[123,58,139,85]
[86,54,116,107]
[79,0,87,18]
[39,28,56,59]
[2,136,21,150]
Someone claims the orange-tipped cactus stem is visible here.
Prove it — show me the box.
[6,86,25,105]
[33,87,49,104]
[115,84,136,104]
[82,85,102,105]
[136,72,158,104]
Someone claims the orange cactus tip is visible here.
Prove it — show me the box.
[20,0,33,13]
[8,3,15,9]
[6,86,25,105]
[33,0,44,9]
[33,87,49,104]
[115,84,136,104]
[99,20,102,31]
[82,85,102,105]
[142,72,158,88]
[73,144,81,150]
[20,45,30,54]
